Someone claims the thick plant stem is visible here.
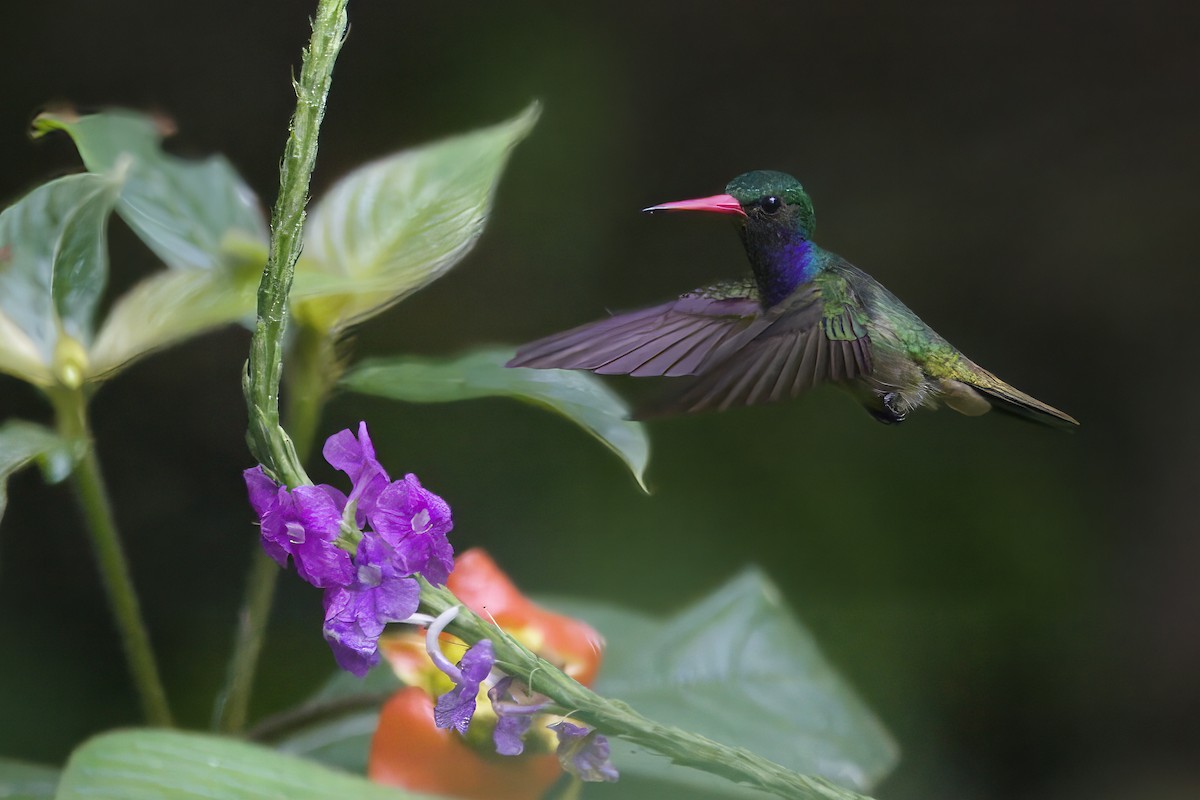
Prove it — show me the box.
[419,581,866,800]
[53,389,173,727]
[215,329,333,733]
[219,0,349,734]
[283,323,342,464]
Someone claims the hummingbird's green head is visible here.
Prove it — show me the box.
[643,170,822,306]
[643,170,816,240]
[724,170,816,240]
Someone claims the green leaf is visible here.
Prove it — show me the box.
[260,575,889,800]
[294,103,540,333]
[87,256,261,378]
[52,729,436,800]
[0,757,59,800]
[0,173,121,385]
[0,420,77,525]
[33,110,268,271]
[341,347,651,491]
[548,570,898,797]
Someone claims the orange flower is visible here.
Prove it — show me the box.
[368,549,604,800]
[370,688,562,800]
[447,548,604,687]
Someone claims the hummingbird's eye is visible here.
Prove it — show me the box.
[760,196,782,214]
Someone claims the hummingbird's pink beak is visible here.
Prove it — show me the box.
[643,193,747,217]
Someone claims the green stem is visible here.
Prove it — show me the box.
[283,322,342,463]
[218,0,349,735]
[217,329,339,733]
[420,581,865,800]
[212,549,280,732]
[245,0,348,487]
[52,388,174,727]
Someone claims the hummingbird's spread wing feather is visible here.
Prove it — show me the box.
[635,282,874,417]
[506,281,763,378]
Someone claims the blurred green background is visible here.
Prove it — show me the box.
[1,2,1197,798]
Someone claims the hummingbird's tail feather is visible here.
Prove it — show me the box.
[967,370,1079,428]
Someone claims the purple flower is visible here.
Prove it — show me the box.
[322,534,421,676]
[488,676,548,756]
[244,422,458,677]
[243,467,353,588]
[494,712,534,757]
[371,473,454,585]
[433,638,495,734]
[323,422,390,523]
[244,466,290,566]
[549,721,619,783]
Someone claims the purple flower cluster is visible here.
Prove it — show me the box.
[245,424,618,782]
[244,422,454,676]
[423,607,618,782]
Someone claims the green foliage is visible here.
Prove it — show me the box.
[0,111,268,386]
[553,570,897,796]
[0,421,76,521]
[0,173,120,386]
[52,730,434,800]
[341,347,651,492]
[0,757,59,800]
[88,261,259,379]
[33,110,269,271]
[292,103,540,333]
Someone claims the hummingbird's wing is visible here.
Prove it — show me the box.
[636,279,873,417]
[507,279,766,378]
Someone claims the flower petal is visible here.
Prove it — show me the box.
[322,539,420,677]
[290,485,354,588]
[549,721,619,783]
[372,474,455,585]
[434,639,494,734]
[322,421,390,518]
[243,467,291,567]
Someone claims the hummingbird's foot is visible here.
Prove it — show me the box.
[867,392,907,425]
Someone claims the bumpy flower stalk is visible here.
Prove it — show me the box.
[244,0,347,484]
[419,581,870,800]
[218,0,349,734]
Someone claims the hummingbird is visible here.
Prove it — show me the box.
[507,170,1077,427]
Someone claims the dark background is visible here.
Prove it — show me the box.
[1,2,1197,799]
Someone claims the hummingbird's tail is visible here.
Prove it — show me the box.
[967,369,1079,428]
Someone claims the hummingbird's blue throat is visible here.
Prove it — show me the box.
[749,238,819,308]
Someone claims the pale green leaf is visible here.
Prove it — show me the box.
[88,258,260,378]
[52,730,436,800]
[295,102,539,332]
[0,172,120,385]
[0,420,76,523]
[33,110,268,271]
[341,347,650,491]
[0,757,59,800]
[549,570,898,797]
